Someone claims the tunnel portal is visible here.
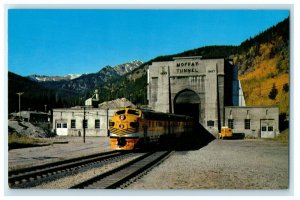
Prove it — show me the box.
[174,89,200,121]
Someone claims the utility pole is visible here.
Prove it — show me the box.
[16,92,24,118]
[83,106,86,143]
[168,66,172,113]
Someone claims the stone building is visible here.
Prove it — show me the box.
[52,98,134,136]
[224,106,279,138]
[148,56,238,135]
[147,56,279,138]
[53,107,115,136]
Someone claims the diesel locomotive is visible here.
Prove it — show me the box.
[109,108,194,150]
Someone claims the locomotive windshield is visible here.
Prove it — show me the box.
[127,109,140,116]
[116,110,125,115]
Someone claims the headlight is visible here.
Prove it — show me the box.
[119,115,126,120]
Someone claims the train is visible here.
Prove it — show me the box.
[109,107,195,150]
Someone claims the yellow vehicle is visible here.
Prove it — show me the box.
[109,107,194,150]
[219,126,233,139]
[219,126,245,139]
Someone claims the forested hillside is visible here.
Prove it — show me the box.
[8,72,71,113]
[234,17,289,115]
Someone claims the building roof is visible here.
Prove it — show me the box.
[98,98,136,109]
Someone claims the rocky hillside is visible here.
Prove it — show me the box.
[27,74,81,82]
[27,60,143,83]
[112,60,143,75]
[38,60,143,94]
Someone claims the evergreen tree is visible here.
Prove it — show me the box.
[268,83,278,100]
[282,83,289,93]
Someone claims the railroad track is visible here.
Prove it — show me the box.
[8,150,130,188]
[70,151,173,189]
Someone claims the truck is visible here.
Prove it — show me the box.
[219,126,245,139]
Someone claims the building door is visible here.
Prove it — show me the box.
[260,119,275,138]
[56,121,68,136]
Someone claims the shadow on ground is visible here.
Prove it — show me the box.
[8,142,51,150]
[175,122,216,151]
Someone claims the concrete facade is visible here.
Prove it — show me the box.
[52,107,116,137]
[224,106,279,138]
[148,56,236,135]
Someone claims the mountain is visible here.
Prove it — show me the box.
[112,60,143,75]
[8,72,67,113]
[35,60,143,95]
[27,74,82,82]
[26,60,143,83]
[8,60,144,113]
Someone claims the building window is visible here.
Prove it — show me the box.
[63,123,67,128]
[244,119,251,129]
[207,120,214,127]
[261,126,267,131]
[57,123,61,128]
[268,126,273,131]
[228,119,234,129]
[95,119,100,129]
[83,120,88,128]
[71,120,76,128]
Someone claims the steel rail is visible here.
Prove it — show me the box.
[70,151,173,189]
[8,150,127,188]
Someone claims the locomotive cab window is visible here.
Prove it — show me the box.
[116,110,125,115]
[127,109,140,116]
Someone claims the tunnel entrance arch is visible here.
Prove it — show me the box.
[174,89,201,121]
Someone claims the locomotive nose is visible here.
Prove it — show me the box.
[117,137,127,147]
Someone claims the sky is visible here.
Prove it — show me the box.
[8,9,290,76]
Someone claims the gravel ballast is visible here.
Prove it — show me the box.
[8,137,289,190]
[127,139,289,189]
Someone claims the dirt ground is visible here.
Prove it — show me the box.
[7,136,289,190]
[128,139,289,190]
[8,136,111,170]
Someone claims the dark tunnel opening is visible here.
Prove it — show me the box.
[174,103,199,120]
[171,89,216,151]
